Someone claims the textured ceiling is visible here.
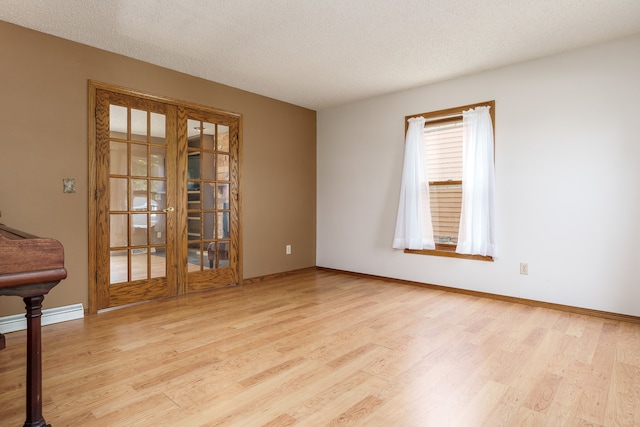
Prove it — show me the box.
[2,0,640,110]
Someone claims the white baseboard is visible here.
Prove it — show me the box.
[0,303,84,334]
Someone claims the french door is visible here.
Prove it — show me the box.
[90,85,240,312]
[180,107,240,292]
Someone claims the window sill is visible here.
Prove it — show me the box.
[404,245,493,262]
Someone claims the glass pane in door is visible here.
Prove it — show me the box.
[131,109,147,142]
[110,250,127,284]
[150,146,166,177]
[202,123,215,150]
[216,184,229,209]
[110,178,128,211]
[110,141,127,175]
[150,113,166,144]
[150,254,166,279]
[131,144,147,176]
[188,243,202,271]
[131,248,148,281]
[110,105,127,138]
[218,241,230,268]
[131,214,147,246]
[188,213,201,241]
[217,154,229,180]
[217,125,229,151]
[110,214,127,247]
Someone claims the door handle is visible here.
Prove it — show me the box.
[163,207,175,213]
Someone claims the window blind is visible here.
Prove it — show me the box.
[423,121,463,244]
[423,121,463,182]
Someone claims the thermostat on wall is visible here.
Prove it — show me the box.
[63,178,76,193]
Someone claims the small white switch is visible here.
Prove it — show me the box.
[286,244,292,255]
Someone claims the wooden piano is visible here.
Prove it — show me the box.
[0,223,67,427]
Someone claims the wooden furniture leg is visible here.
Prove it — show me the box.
[23,295,50,427]
[1,224,66,426]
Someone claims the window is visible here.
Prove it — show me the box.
[394,100,496,261]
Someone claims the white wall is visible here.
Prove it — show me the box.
[317,34,640,316]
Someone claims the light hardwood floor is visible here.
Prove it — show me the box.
[1,269,639,426]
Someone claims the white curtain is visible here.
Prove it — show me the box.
[456,106,498,257]
[393,117,435,250]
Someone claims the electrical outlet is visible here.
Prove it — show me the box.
[286,244,292,255]
[520,263,529,275]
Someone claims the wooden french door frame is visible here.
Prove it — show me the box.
[88,81,242,313]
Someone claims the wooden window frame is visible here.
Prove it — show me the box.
[404,100,495,262]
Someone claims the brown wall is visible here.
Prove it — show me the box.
[0,21,317,316]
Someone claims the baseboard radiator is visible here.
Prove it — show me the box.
[0,303,84,334]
